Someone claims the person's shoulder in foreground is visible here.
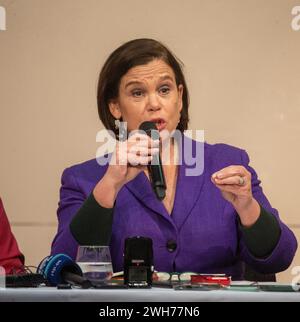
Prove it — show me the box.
[0,198,25,274]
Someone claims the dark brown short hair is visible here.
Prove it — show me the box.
[97,38,189,137]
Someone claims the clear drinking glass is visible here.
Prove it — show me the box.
[76,246,113,283]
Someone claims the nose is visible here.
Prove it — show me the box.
[146,93,161,112]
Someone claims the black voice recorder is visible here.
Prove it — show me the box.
[124,236,153,287]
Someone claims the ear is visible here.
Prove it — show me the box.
[177,84,184,113]
[108,99,122,120]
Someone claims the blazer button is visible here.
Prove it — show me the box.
[166,240,177,252]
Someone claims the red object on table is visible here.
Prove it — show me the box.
[191,274,231,286]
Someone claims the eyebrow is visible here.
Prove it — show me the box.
[124,75,175,89]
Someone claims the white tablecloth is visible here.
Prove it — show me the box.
[0,285,299,302]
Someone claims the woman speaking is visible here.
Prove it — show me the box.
[51,39,297,280]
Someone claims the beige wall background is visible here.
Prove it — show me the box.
[0,0,299,282]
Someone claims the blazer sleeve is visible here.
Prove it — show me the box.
[51,167,86,260]
[0,198,25,274]
[238,149,298,274]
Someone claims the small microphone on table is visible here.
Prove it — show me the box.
[37,254,92,289]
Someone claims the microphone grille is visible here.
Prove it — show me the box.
[139,121,159,140]
[139,121,157,132]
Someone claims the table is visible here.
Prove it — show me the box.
[0,284,300,302]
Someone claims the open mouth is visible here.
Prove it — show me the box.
[150,118,167,131]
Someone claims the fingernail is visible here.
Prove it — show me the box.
[217,173,223,178]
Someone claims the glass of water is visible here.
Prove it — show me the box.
[76,246,113,284]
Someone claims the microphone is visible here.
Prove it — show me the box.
[37,254,92,289]
[139,121,166,200]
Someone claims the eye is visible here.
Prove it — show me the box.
[131,89,144,97]
[159,85,170,95]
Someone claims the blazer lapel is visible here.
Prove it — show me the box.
[125,171,171,220]
[171,137,206,230]
[124,136,206,228]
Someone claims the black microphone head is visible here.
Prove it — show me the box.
[139,121,160,140]
[37,254,82,286]
[139,121,157,132]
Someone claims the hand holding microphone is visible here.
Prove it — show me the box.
[108,126,160,185]
[93,121,164,208]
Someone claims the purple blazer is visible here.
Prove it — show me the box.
[51,138,297,279]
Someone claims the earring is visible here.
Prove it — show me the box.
[115,118,127,141]
[115,119,120,129]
